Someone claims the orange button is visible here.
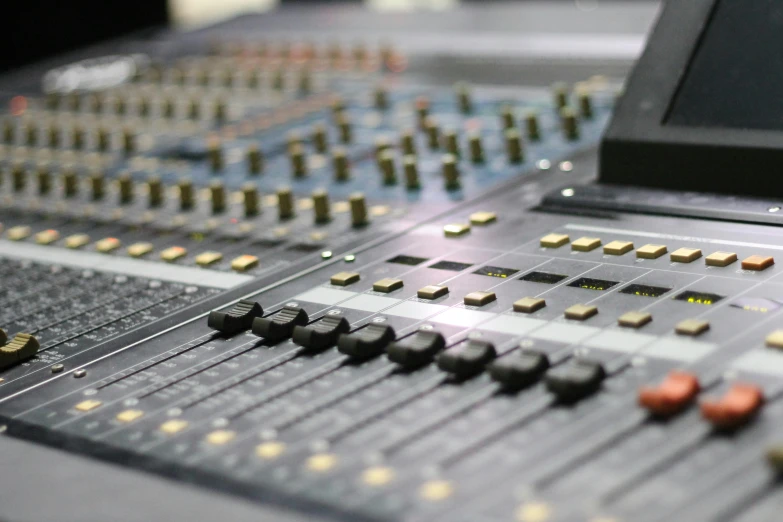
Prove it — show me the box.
[700,383,764,429]
[638,371,700,417]
[741,255,774,271]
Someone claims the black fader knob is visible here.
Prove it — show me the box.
[208,300,264,334]
[436,339,496,379]
[292,315,350,351]
[545,359,606,403]
[488,350,550,391]
[386,330,446,369]
[251,305,309,342]
[337,323,395,360]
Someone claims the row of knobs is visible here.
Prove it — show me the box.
[0,165,369,225]
[197,87,594,188]
[207,40,399,68]
[20,94,231,125]
[2,121,139,153]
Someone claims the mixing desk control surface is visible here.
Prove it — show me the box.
[2,2,783,521]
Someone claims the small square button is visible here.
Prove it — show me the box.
[670,248,702,263]
[116,409,144,423]
[373,278,403,293]
[443,223,471,237]
[741,255,775,271]
[196,251,223,266]
[35,229,60,245]
[675,319,710,336]
[7,226,31,241]
[160,419,189,434]
[766,330,783,349]
[205,430,236,445]
[74,399,102,412]
[464,291,497,307]
[603,240,634,255]
[618,311,652,328]
[418,285,449,300]
[127,242,154,258]
[705,251,737,267]
[540,233,569,248]
[65,233,90,249]
[231,254,259,272]
[571,237,601,252]
[161,246,187,262]
[513,297,546,313]
[469,211,497,225]
[636,244,667,259]
[564,304,598,321]
[331,271,360,286]
[95,237,121,253]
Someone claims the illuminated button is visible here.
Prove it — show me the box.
[95,237,121,253]
[516,502,552,522]
[34,229,60,245]
[636,244,667,259]
[205,430,236,445]
[161,246,187,262]
[444,223,470,237]
[603,240,634,255]
[307,453,338,472]
[638,371,700,417]
[7,226,31,241]
[540,233,569,248]
[331,271,360,286]
[256,441,286,460]
[127,242,153,258]
[564,304,598,321]
[65,234,90,249]
[513,297,546,314]
[362,466,395,486]
[700,383,764,429]
[571,237,601,252]
[675,318,710,336]
[670,247,702,263]
[469,211,496,226]
[766,330,783,350]
[231,255,259,272]
[617,311,652,328]
[741,255,775,271]
[705,251,737,267]
[464,291,497,307]
[74,399,102,412]
[195,251,223,266]
[116,409,144,423]
[159,419,189,434]
[419,480,453,501]
[417,285,449,300]
[373,278,403,293]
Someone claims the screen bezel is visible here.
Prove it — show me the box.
[599,0,783,197]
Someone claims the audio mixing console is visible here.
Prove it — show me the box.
[2,1,783,521]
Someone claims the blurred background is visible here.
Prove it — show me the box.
[1,1,660,77]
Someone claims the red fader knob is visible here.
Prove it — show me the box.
[638,371,701,417]
[700,383,764,429]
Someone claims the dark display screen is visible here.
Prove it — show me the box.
[667,0,783,130]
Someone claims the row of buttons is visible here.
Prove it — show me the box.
[3,225,261,271]
[540,233,775,270]
[329,272,715,335]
